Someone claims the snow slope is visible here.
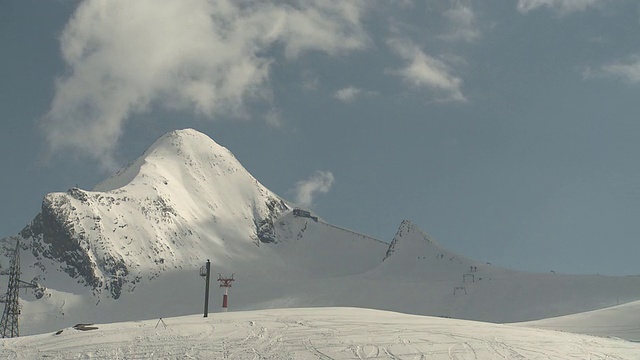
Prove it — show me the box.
[3,128,640,338]
[518,299,640,341]
[2,307,639,359]
[269,220,640,324]
[377,222,640,323]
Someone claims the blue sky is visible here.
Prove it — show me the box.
[1,0,639,275]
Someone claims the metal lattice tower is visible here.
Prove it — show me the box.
[0,240,43,338]
[0,240,23,338]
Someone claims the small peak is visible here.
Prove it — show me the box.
[384,220,437,260]
[160,128,220,146]
[398,219,416,232]
[396,220,433,241]
[149,128,234,159]
[165,128,210,141]
[172,128,198,135]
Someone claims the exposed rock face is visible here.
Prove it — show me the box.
[255,198,289,244]
[384,220,433,260]
[14,190,130,298]
[40,193,99,288]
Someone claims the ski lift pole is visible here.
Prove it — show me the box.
[200,260,211,317]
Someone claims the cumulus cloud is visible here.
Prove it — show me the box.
[517,0,608,14]
[293,171,335,207]
[334,86,363,103]
[386,38,466,102]
[42,0,369,169]
[440,1,480,42]
[585,55,640,83]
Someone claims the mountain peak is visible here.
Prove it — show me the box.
[20,128,290,301]
[155,128,233,157]
[384,220,437,260]
[94,128,237,192]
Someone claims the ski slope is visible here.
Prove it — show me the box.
[518,299,640,342]
[2,307,639,359]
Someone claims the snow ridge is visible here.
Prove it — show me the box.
[384,219,436,260]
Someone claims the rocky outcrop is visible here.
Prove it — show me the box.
[255,197,290,244]
[12,189,130,298]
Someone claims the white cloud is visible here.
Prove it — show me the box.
[386,38,466,102]
[42,0,369,169]
[293,171,335,207]
[265,108,283,128]
[334,86,363,103]
[440,2,480,42]
[586,55,640,83]
[517,0,608,14]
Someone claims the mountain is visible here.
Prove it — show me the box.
[11,129,291,295]
[0,128,389,335]
[2,128,640,337]
[3,307,640,359]
[269,219,640,327]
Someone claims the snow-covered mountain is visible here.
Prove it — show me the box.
[16,129,290,297]
[2,128,640,337]
[267,220,640,326]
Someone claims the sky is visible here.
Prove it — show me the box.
[1,0,639,276]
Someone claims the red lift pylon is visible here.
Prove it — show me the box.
[217,274,234,312]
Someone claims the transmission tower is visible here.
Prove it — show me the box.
[0,240,44,338]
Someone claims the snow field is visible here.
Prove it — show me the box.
[518,299,640,341]
[2,307,639,359]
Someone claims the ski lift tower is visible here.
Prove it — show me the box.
[217,274,235,312]
[200,260,211,317]
[0,239,45,338]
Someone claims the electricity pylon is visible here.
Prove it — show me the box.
[0,240,45,338]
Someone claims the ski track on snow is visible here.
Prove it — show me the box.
[2,308,639,359]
